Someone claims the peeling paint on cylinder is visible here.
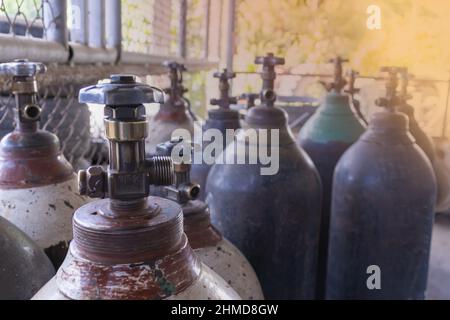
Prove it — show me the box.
[0,176,87,267]
[182,201,263,300]
[194,238,264,300]
[33,262,240,300]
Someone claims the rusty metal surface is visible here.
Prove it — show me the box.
[182,200,222,249]
[0,131,73,189]
[0,215,55,300]
[58,231,201,300]
[0,60,75,189]
[55,192,201,300]
[49,74,238,300]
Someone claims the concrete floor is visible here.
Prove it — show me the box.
[427,214,450,299]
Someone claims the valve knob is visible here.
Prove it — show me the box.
[79,74,165,106]
[320,56,348,93]
[255,53,285,107]
[210,68,238,109]
[0,59,46,77]
[255,53,285,68]
[375,66,405,111]
[345,70,360,95]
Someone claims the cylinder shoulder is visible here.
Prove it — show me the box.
[194,237,264,300]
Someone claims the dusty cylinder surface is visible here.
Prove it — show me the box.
[326,111,436,299]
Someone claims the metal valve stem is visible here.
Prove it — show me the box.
[77,74,173,210]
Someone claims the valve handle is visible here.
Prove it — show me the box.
[344,69,360,95]
[255,53,285,67]
[210,68,238,109]
[375,66,405,111]
[163,61,188,99]
[255,53,285,107]
[213,68,235,80]
[0,59,46,77]
[79,74,165,106]
[321,56,348,93]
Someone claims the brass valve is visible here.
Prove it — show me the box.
[0,59,46,127]
[77,75,173,203]
[156,137,200,205]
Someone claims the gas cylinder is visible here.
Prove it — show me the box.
[156,138,264,300]
[0,60,88,269]
[397,69,436,163]
[0,215,54,299]
[146,62,199,155]
[206,53,322,299]
[190,69,241,200]
[433,137,450,213]
[396,70,450,213]
[33,74,240,300]
[326,67,437,300]
[297,57,366,298]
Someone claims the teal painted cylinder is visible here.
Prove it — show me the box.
[297,91,366,298]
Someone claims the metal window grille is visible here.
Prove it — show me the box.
[0,0,220,169]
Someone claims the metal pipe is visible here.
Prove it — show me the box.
[225,0,236,72]
[0,34,68,63]
[43,0,68,47]
[70,44,117,64]
[234,71,450,83]
[179,0,188,58]
[88,0,105,48]
[70,0,88,44]
[106,0,122,57]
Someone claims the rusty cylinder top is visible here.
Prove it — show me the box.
[73,75,183,261]
[53,75,200,300]
[0,59,73,189]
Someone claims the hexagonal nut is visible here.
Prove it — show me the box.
[78,166,106,198]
